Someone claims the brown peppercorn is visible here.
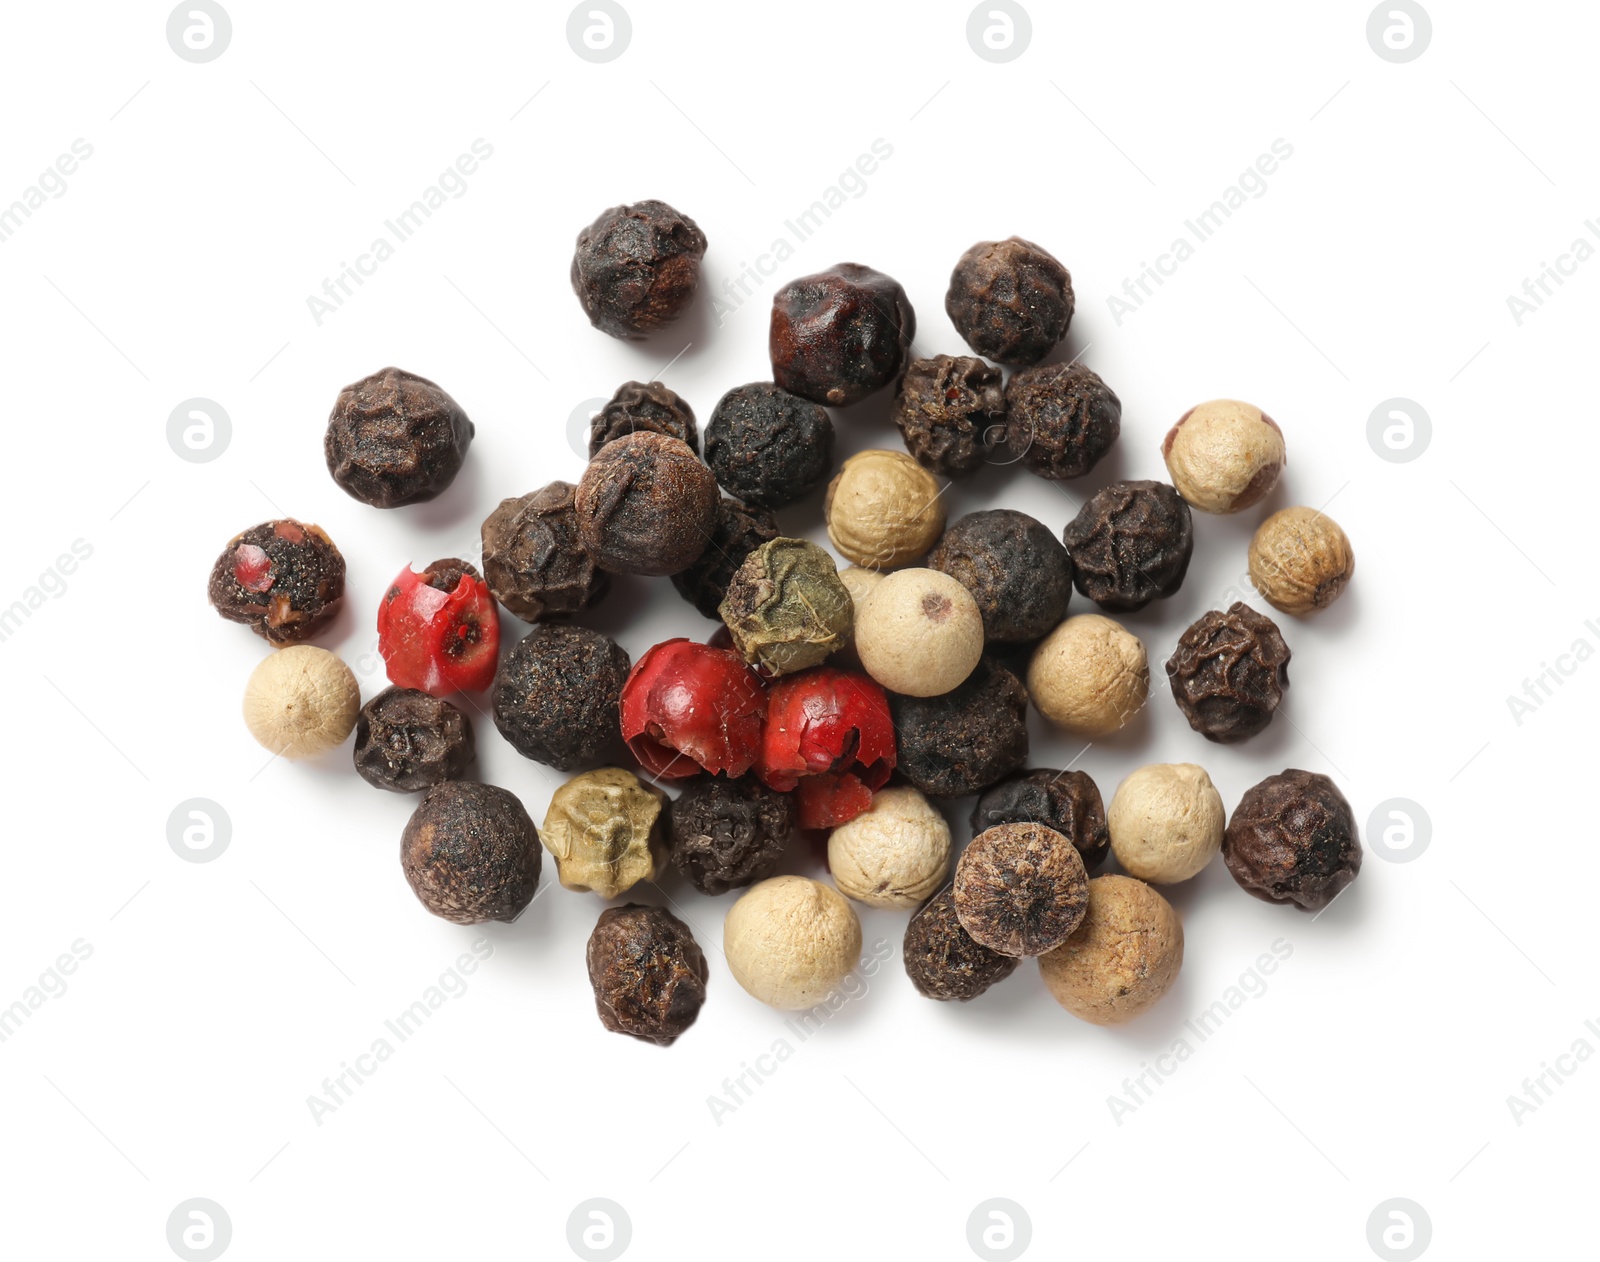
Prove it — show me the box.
[719,538,853,675]
[492,624,630,770]
[589,380,697,456]
[586,904,710,1046]
[926,509,1071,644]
[1061,480,1194,611]
[353,686,474,792]
[889,656,1029,798]
[1166,603,1290,743]
[703,383,835,511]
[670,497,781,621]
[570,200,707,339]
[902,882,1020,1001]
[953,822,1090,957]
[892,355,1007,476]
[1223,769,1361,911]
[1248,507,1355,616]
[825,449,946,569]
[1002,361,1120,480]
[324,367,474,508]
[945,237,1074,366]
[574,432,719,576]
[971,769,1110,872]
[480,482,609,622]
[400,781,542,925]
[770,263,915,406]
[670,776,793,895]
[207,518,345,645]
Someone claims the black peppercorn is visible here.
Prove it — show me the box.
[1061,480,1194,611]
[481,482,609,622]
[492,624,630,770]
[1166,602,1290,743]
[889,656,1029,798]
[570,200,707,339]
[400,781,542,924]
[892,355,1007,477]
[971,769,1110,872]
[703,382,835,510]
[1002,361,1120,480]
[953,822,1089,957]
[769,263,915,406]
[207,518,345,645]
[1223,769,1361,911]
[670,498,781,621]
[574,432,719,576]
[353,686,474,792]
[945,237,1074,366]
[926,509,1071,644]
[669,776,793,895]
[589,380,697,456]
[902,882,1020,1001]
[586,904,710,1045]
[324,367,474,508]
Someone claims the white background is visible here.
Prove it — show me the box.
[1,2,1594,1259]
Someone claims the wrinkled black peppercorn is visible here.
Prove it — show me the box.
[903,882,1020,1001]
[1002,361,1120,480]
[1062,480,1194,611]
[1223,769,1361,911]
[892,355,1007,477]
[589,380,697,456]
[400,781,542,925]
[670,498,781,621]
[207,518,345,645]
[971,769,1110,872]
[953,822,1089,957]
[889,657,1029,798]
[1166,602,1290,743]
[574,432,719,576]
[669,776,793,895]
[324,367,474,508]
[354,686,474,792]
[945,237,1074,366]
[770,264,915,406]
[926,509,1071,644]
[570,200,707,339]
[703,383,834,510]
[587,904,710,1045]
[492,624,630,770]
[481,482,609,622]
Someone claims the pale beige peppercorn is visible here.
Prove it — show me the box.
[1107,763,1225,883]
[242,645,360,758]
[1162,399,1285,513]
[1027,614,1149,736]
[724,876,862,1009]
[1039,875,1183,1025]
[855,568,984,697]
[541,767,667,898]
[827,786,951,908]
[825,449,946,568]
[1248,506,1354,615]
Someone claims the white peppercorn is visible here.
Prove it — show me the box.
[1248,506,1355,615]
[1107,763,1225,884]
[1027,614,1149,737]
[1162,399,1285,513]
[855,569,984,697]
[242,645,359,758]
[827,786,951,909]
[724,876,862,1010]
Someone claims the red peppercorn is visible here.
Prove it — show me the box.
[620,639,768,780]
[377,559,500,696]
[757,667,896,829]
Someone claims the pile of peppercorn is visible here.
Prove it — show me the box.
[208,202,1360,1046]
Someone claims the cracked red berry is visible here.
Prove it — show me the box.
[378,558,500,696]
[620,639,767,780]
[756,667,896,830]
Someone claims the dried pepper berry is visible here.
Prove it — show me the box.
[377,558,500,696]
[756,667,896,830]
[619,639,768,780]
